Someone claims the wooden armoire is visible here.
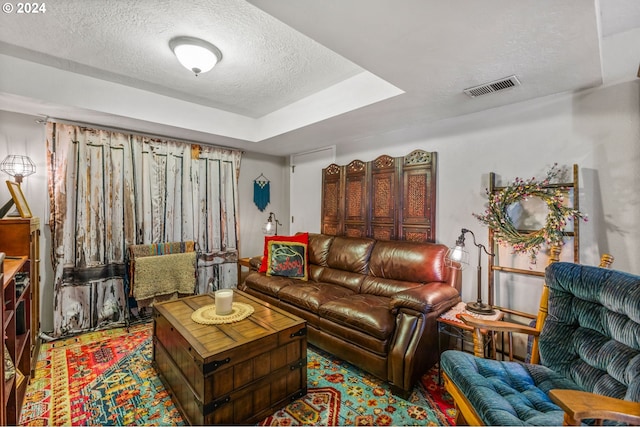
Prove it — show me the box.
[321,150,436,242]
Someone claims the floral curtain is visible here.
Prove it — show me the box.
[46,122,241,337]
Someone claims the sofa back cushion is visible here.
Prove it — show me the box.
[367,240,448,283]
[360,276,422,297]
[325,236,375,274]
[307,233,334,266]
[540,262,640,402]
[315,236,375,293]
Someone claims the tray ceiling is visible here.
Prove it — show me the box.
[0,0,638,156]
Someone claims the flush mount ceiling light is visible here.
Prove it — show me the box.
[169,36,222,76]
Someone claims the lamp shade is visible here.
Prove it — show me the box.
[0,155,35,183]
[262,220,275,235]
[262,212,281,235]
[445,244,469,270]
[169,36,222,76]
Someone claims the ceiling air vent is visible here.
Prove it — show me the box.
[463,75,521,98]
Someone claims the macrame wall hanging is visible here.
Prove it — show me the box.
[253,173,270,211]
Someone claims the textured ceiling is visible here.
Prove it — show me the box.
[0,0,364,117]
[0,0,638,156]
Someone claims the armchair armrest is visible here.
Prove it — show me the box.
[458,314,540,359]
[390,282,459,314]
[493,305,536,320]
[549,389,640,426]
[459,314,540,336]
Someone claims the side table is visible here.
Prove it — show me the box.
[437,302,504,383]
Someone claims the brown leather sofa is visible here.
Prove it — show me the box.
[239,233,461,397]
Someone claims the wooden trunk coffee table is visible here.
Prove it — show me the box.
[153,289,307,425]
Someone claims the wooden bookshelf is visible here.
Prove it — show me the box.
[0,217,40,425]
[0,255,30,425]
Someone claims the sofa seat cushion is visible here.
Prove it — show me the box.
[441,350,582,426]
[318,316,389,355]
[243,272,295,298]
[319,294,395,341]
[278,282,355,314]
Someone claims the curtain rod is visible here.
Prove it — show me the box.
[39,116,245,154]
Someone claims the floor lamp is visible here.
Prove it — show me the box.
[262,212,282,235]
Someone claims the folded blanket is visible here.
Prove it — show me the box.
[129,241,195,259]
[128,241,196,296]
[132,251,196,302]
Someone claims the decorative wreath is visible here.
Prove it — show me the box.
[473,164,587,263]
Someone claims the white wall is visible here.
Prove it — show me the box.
[0,110,52,332]
[331,79,639,318]
[0,77,638,340]
[238,151,290,258]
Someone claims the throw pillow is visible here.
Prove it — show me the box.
[265,240,309,280]
[258,232,309,273]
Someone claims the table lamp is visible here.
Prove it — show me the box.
[0,155,36,183]
[0,155,35,217]
[446,228,495,314]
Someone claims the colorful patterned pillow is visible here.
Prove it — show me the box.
[265,240,309,280]
[258,233,309,273]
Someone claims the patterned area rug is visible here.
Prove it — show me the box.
[20,323,184,426]
[20,323,455,426]
[261,348,456,426]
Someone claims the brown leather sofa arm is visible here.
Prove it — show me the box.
[549,389,640,426]
[390,282,460,313]
[447,266,462,294]
[249,256,263,270]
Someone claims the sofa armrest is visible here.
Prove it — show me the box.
[249,256,263,270]
[447,266,462,294]
[390,282,460,313]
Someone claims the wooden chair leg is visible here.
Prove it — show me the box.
[455,405,469,426]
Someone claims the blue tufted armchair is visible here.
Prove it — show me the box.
[441,262,640,425]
